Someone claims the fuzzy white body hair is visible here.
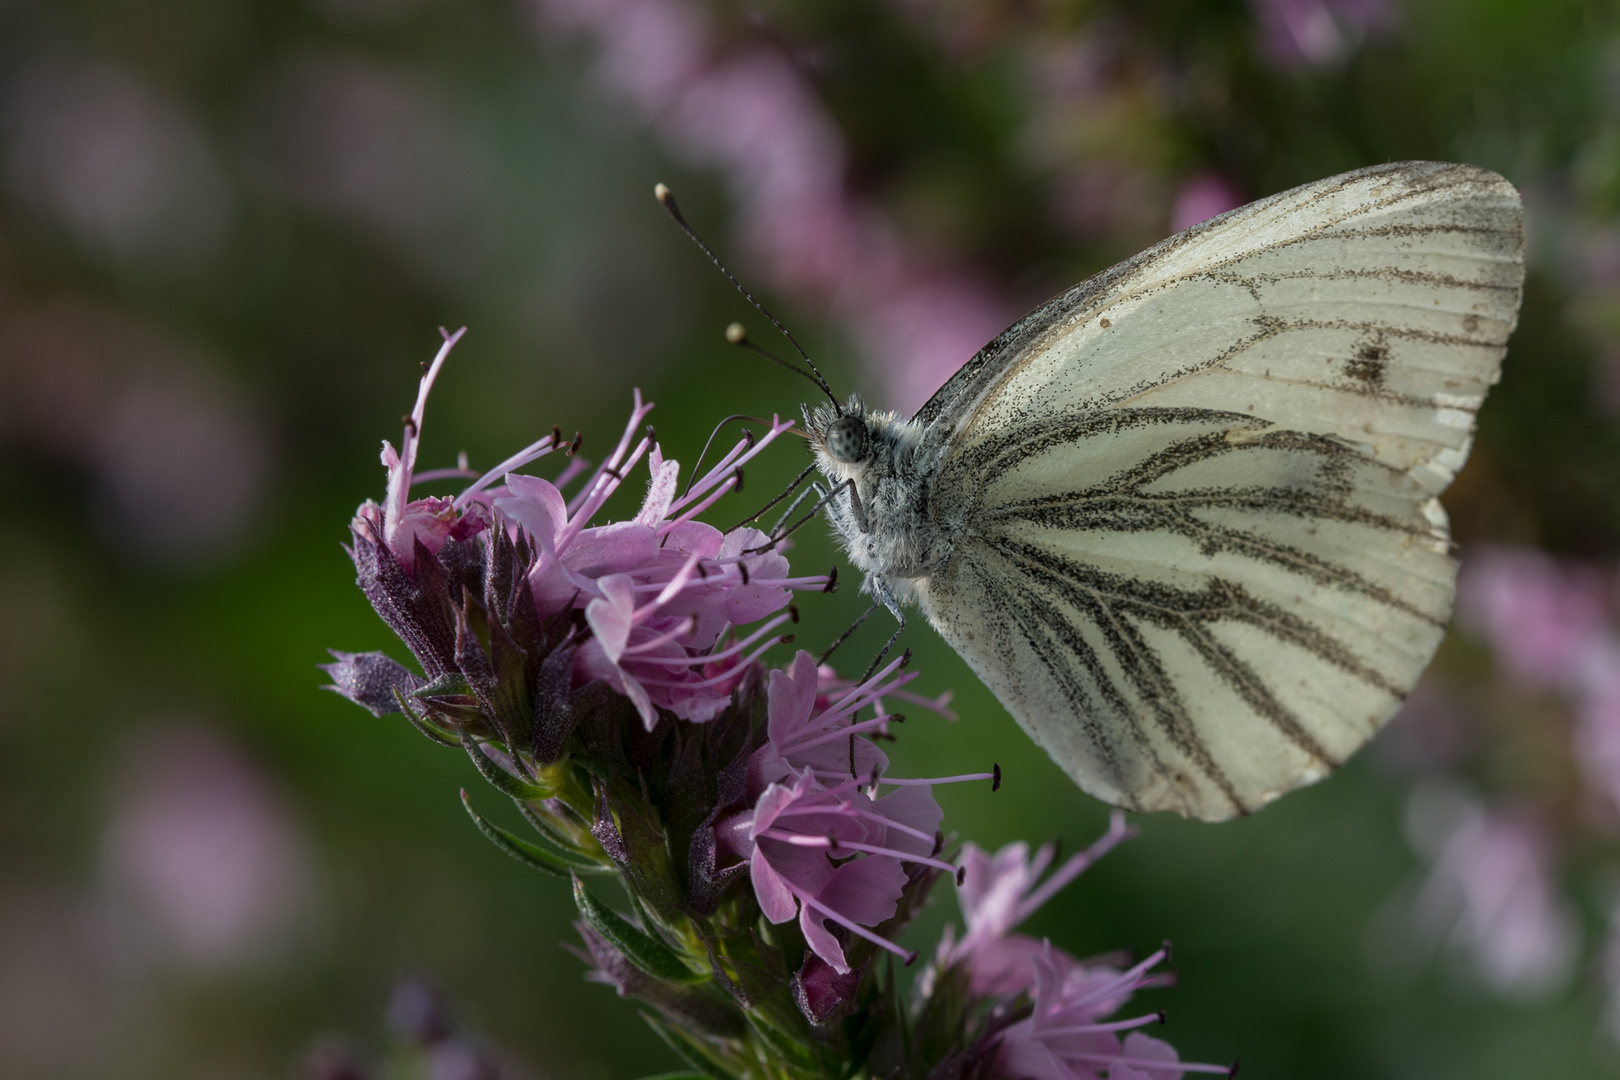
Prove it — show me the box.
[804,396,943,612]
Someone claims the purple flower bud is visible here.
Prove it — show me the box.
[793,951,867,1026]
[319,649,418,717]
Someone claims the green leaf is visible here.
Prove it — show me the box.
[392,688,461,747]
[459,732,553,799]
[573,875,706,985]
[459,790,606,877]
[413,671,474,698]
[746,1011,818,1071]
[515,796,593,853]
[641,1013,741,1080]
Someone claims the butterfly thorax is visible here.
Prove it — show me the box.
[805,397,947,608]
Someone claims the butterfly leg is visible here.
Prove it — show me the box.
[857,583,907,683]
[743,479,852,555]
[820,601,880,665]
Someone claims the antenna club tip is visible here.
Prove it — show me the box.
[725,322,747,344]
[654,182,672,204]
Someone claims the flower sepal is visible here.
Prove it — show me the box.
[459,789,610,878]
[572,873,709,985]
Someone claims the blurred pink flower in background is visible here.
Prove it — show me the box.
[534,0,1012,413]
[0,302,271,565]
[265,51,488,261]
[1457,545,1620,815]
[2,59,230,269]
[1456,545,1609,688]
[1404,783,1576,999]
[1576,641,1620,814]
[1169,174,1244,233]
[98,720,318,971]
[1249,0,1392,70]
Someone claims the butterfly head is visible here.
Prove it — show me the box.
[806,394,876,473]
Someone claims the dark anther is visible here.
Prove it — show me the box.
[956,865,966,886]
[825,833,840,853]
[419,360,430,371]
[889,714,905,724]
[932,830,944,856]
[789,606,800,623]
[731,466,744,492]
[402,415,417,432]
[567,431,583,456]
[991,763,1002,792]
[1161,940,1174,964]
[602,466,622,480]
[899,647,913,670]
[743,428,755,447]
[1156,1011,1167,1025]
[738,563,750,585]
[823,567,839,593]
[1228,1061,1241,1078]
[870,767,882,788]
[903,950,919,967]
[645,424,657,447]
[779,634,795,645]
[552,424,563,444]
[696,561,710,579]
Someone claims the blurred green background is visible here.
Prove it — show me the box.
[1,0,1617,1077]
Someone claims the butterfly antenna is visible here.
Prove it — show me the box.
[654,183,841,410]
[724,322,833,404]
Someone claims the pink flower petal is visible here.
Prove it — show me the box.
[815,855,905,928]
[635,457,681,526]
[496,473,567,555]
[585,574,637,663]
[800,901,851,974]
[751,845,800,924]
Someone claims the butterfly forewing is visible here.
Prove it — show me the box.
[915,162,1522,820]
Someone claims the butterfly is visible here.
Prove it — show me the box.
[793,162,1524,822]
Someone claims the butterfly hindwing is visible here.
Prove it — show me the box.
[913,162,1523,820]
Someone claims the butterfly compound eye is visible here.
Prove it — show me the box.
[825,415,870,464]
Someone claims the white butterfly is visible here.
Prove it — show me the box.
[801,162,1523,822]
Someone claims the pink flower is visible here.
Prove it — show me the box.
[994,944,1229,1080]
[1575,639,1620,812]
[1456,545,1608,689]
[492,400,824,729]
[352,327,494,570]
[347,330,829,729]
[1249,0,1390,70]
[748,650,973,793]
[952,814,1135,996]
[1169,175,1243,233]
[716,770,950,973]
[716,649,995,973]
